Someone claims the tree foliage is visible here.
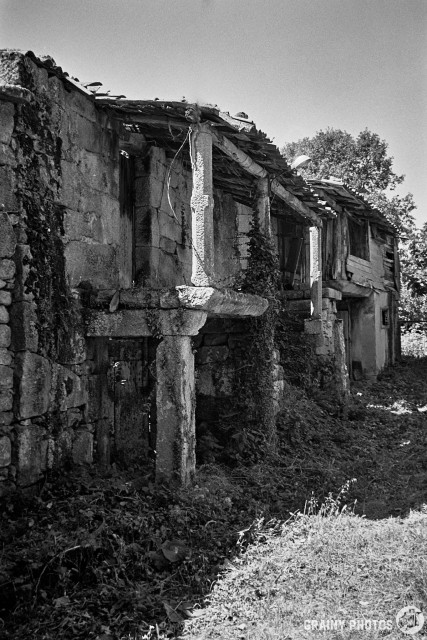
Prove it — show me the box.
[403,222,427,297]
[282,128,405,192]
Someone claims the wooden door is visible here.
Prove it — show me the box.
[108,339,156,467]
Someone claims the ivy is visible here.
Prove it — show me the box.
[224,208,281,462]
[15,88,79,361]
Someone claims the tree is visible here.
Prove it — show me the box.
[400,223,427,298]
[282,128,406,191]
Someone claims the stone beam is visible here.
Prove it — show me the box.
[190,123,215,286]
[211,129,322,227]
[324,280,372,298]
[156,336,196,485]
[310,227,323,318]
[86,309,207,337]
[86,310,151,337]
[160,286,268,316]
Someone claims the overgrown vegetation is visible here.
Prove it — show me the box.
[235,218,280,455]
[15,76,80,361]
[1,356,426,639]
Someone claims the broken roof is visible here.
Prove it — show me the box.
[97,98,330,223]
[308,178,396,233]
[2,49,329,225]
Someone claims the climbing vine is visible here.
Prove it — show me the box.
[225,206,281,461]
[15,75,79,361]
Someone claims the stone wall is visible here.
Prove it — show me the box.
[213,190,241,286]
[304,287,350,397]
[134,147,193,288]
[0,212,15,490]
[133,148,250,289]
[0,51,123,494]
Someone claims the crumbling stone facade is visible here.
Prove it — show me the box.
[0,51,398,494]
[0,51,116,494]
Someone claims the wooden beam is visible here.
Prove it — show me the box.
[120,115,186,130]
[270,179,321,226]
[211,129,322,227]
[211,130,268,179]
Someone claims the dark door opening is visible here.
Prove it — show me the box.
[108,338,157,468]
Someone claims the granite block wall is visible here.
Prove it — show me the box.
[0,51,122,494]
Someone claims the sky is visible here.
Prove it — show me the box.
[1,0,426,225]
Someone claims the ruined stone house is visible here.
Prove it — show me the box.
[0,50,399,494]
[308,178,400,379]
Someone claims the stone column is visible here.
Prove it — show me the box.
[190,123,215,286]
[256,177,271,237]
[309,226,322,318]
[155,310,206,485]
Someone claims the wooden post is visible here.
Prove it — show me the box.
[256,177,271,237]
[190,123,215,286]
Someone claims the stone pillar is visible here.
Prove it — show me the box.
[310,226,322,318]
[190,123,215,286]
[256,178,271,237]
[334,319,350,396]
[155,310,206,485]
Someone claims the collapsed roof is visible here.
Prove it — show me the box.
[309,178,396,232]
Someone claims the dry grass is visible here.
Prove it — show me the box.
[182,504,427,640]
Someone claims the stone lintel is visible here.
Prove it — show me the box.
[118,286,268,317]
[322,287,342,300]
[161,286,268,317]
[86,309,207,337]
[325,280,372,298]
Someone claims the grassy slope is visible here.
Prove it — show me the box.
[182,510,427,640]
[182,357,427,639]
[1,358,426,639]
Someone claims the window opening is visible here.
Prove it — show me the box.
[348,216,369,260]
[277,220,306,287]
